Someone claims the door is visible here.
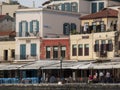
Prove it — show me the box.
[4,50,8,61]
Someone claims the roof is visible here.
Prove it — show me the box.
[80,8,118,20]
[0,15,6,19]
[0,31,16,36]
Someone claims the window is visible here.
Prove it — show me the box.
[100,21,105,32]
[11,49,15,58]
[94,40,99,52]
[72,44,77,56]
[99,2,104,11]
[31,44,37,56]
[53,46,58,59]
[64,3,71,11]
[20,44,26,59]
[107,40,113,51]
[71,2,78,12]
[30,20,39,33]
[91,3,97,13]
[19,21,28,37]
[63,23,70,35]
[46,46,51,59]
[92,22,96,32]
[84,22,89,33]
[84,44,89,56]
[101,40,106,51]
[61,46,66,58]
[71,23,76,33]
[78,44,83,56]
[61,4,65,11]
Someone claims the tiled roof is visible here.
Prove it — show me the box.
[0,31,15,36]
[80,8,118,20]
[0,15,5,19]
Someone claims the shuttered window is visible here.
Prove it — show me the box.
[99,2,104,11]
[94,40,99,52]
[72,44,77,56]
[53,46,58,59]
[71,2,78,12]
[91,3,97,13]
[64,3,71,11]
[61,46,66,58]
[107,40,113,51]
[78,44,83,56]
[63,23,70,35]
[46,46,51,59]
[84,44,89,56]
[31,44,37,56]
[30,20,39,33]
[20,44,26,59]
[19,21,28,37]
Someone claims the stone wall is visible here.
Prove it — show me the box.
[0,83,120,90]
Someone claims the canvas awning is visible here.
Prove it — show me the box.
[19,60,60,70]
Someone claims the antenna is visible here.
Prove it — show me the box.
[33,1,35,8]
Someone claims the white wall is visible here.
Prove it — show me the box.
[43,10,80,37]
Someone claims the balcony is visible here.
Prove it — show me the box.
[16,31,40,37]
[80,24,117,34]
[15,55,38,61]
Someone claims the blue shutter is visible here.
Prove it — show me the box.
[61,4,65,11]
[63,23,70,35]
[71,23,76,32]
[91,3,97,13]
[30,21,33,33]
[25,22,28,36]
[19,22,22,37]
[36,20,39,32]
[99,2,104,11]
[25,22,28,32]
[68,3,71,11]
[20,44,26,59]
[31,44,36,56]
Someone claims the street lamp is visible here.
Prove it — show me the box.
[60,57,63,79]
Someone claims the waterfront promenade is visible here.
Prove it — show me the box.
[0,83,120,90]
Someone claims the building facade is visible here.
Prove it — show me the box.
[0,15,14,31]
[40,37,70,60]
[70,8,118,61]
[15,8,80,60]
[0,31,15,62]
[42,0,120,14]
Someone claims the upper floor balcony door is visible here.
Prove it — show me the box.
[18,20,40,38]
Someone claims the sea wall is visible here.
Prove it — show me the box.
[0,83,120,90]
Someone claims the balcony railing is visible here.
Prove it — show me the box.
[15,55,39,60]
[16,31,40,37]
[80,24,117,34]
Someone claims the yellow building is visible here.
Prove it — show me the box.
[0,31,15,62]
[70,8,118,61]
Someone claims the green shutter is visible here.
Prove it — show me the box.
[25,22,28,32]
[20,44,26,59]
[19,22,22,37]
[30,21,33,33]
[36,20,39,32]
[61,4,65,11]
[31,44,37,56]
[63,23,70,35]
[71,23,76,33]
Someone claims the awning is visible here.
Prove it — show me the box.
[19,60,60,70]
[0,63,24,70]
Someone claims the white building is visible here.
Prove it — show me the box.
[15,8,80,61]
[42,0,120,14]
